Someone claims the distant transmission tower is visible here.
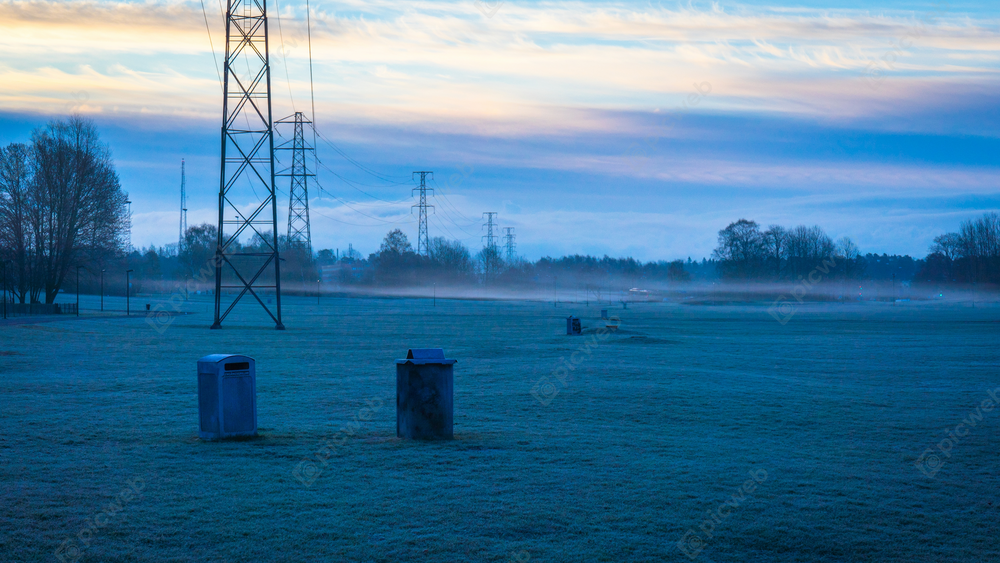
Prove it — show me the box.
[178,159,187,252]
[482,212,499,281]
[412,171,434,256]
[276,112,315,254]
[503,227,516,263]
[482,212,499,251]
[212,0,284,330]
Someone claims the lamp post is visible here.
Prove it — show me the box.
[317,279,321,305]
[1,260,7,320]
[433,283,436,308]
[101,269,105,312]
[76,265,83,317]
[126,269,134,316]
[125,200,132,253]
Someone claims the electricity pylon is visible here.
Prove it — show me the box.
[412,171,434,256]
[503,227,516,264]
[212,0,284,330]
[276,112,315,254]
[179,159,187,251]
[482,212,498,251]
[482,212,499,282]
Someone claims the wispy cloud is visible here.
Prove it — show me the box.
[1,0,996,130]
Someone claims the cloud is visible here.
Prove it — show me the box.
[0,0,996,132]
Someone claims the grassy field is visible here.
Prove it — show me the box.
[1,294,999,562]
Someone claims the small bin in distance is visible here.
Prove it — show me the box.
[567,315,582,335]
[197,354,257,440]
[396,349,456,440]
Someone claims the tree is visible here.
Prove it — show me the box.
[429,237,473,280]
[667,260,690,282]
[761,225,787,280]
[24,117,129,303]
[372,229,419,285]
[380,229,413,254]
[0,143,36,302]
[958,212,1000,283]
[712,219,764,280]
[786,225,834,279]
[477,245,504,284]
[178,223,219,280]
[837,237,861,280]
[931,233,962,261]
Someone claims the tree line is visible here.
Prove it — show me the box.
[711,219,862,281]
[917,212,1000,284]
[138,222,983,291]
[329,229,693,287]
[4,117,993,300]
[0,118,129,303]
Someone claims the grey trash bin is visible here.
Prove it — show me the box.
[396,349,456,440]
[566,315,581,335]
[197,354,257,440]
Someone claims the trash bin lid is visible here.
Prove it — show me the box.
[198,354,253,364]
[396,348,457,365]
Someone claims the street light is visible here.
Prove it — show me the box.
[76,265,83,317]
[126,269,134,316]
[317,279,321,305]
[101,269,106,312]
[125,200,132,253]
[1,260,7,320]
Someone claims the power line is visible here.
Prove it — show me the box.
[306,0,317,180]
[199,0,222,89]
[312,183,413,225]
[314,128,409,183]
[273,0,296,112]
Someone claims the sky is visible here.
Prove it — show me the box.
[0,0,998,261]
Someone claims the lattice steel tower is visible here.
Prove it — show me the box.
[412,171,434,256]
[179,159,187,251]
[276,112,314,254]
[212,0,284,330]
[482,212,499,251]
[503,227,516,263]
[481,212,499,282]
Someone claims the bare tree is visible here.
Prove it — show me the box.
[931,233,962,261]
[958,212,1000,283]
[837,236,861,280]
[786,225,834,279]
[761,225,787,281]
[29,117,129,303]
[0,143,37,302]
[713,219,764,280]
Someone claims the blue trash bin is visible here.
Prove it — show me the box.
[197,354,257,440]
[396,349,456,440]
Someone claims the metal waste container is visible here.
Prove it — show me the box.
[567,315,581,335]
[396,349,456,440]
[197,354,257,440]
